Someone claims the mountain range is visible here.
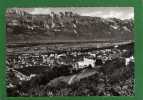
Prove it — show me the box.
[6,9,134,43]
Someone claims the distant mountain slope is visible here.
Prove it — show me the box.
[6,9,134,43]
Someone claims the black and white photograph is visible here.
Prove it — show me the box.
[6,7,134,96]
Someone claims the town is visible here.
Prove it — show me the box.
[6,8,134,96]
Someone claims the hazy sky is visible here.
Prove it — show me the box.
[19,7,134,20]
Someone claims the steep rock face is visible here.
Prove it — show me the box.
[6,10,134,43]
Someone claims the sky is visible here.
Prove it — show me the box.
[16,7,134,20]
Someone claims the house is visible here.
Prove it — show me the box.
[74,58,95,70]
[125,56,134,66]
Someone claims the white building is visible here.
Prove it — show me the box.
[74,58,95,70]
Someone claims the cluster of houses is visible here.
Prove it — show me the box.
[6,46,134,71]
